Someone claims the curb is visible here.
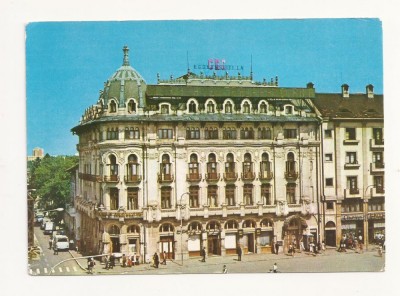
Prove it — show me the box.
[68,250,87,271]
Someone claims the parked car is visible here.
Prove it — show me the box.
[53,235,69,251]
[44,221,56,235]
[35,212,44,225]
[40,217,51,230]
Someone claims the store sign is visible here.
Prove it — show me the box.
[193,58,244,71]
[341,214,364,221]
[368,213,385,220]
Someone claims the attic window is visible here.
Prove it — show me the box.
[160,104,169,114]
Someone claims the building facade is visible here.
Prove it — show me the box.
[71,47,383,261]
[314,85,384,249]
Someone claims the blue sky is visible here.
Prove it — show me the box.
[26,19,383,156]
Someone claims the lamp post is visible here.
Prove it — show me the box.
[179,192,189,266]
[364,185,375,251]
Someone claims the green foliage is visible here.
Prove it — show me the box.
[28,155,78,210]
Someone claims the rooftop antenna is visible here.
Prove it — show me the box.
[250,54,253,80]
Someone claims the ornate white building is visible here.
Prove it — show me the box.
[71,46,382,262]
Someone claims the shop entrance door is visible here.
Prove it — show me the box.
[246,233,255,253]
[160,236,175,259]
[110,237,120,253]
[325,230,336,247]
[207,235,221,256]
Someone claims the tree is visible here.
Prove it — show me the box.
[30,155,78,212]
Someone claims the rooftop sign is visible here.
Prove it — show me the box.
[193,58,244,71]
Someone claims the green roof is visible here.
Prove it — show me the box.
[146,85,315,99]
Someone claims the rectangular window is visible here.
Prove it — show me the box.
[261,184,271,205]
[258,128,272,139]
[345,128,356,140]
[374,176,384,193]
[189,186,199,208]
[161,187,172,209]
[347,177,358,194]
[326,202,334,210]
[110,188,119,210]
[205,128,218,139]
[284,129,297,139]
[325,153,333,162]
[345,152,357,164]
[226,185,235,206]
[125,127,140,139]
[373,128,383,144]
[158,129,173,139]
[286,183,296,204]
[186,128,200,139]
[127,188,139,210]
[325,178,334,187]
[243,184,253,205]
[324,129,333,138]
[207,185,218,207]
[160,105,169,114]
[223,129,237,140]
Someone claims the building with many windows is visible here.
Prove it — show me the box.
[314,85,384,248]
[71,47,383,261]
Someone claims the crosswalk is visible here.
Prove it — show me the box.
[29,266,79,275]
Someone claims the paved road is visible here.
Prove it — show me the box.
[28,226,84,276]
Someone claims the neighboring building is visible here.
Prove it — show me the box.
[71,46,383,261]
[314,84,384,248]
[64,164,81,248]
[27,147,45,161]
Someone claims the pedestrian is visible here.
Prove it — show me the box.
[222,265,228,274]
[201,247,206,262]
[161,251,167,265]
[358,235,364,254]
[273,263,278,273]
[153,252,160,268]
[321,240,326,252]
[104,255,110,270]
[87,257,95,274]
[49,237,53,250]
[122,254,127,267]
[131,253,136,267]
[300,239,305,253]
[237,245,242,261]
[275,241,279,255]
[109,254,115,269]
[378,244,383,257]
[53,244,58,255]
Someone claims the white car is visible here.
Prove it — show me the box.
[53,235,69,251]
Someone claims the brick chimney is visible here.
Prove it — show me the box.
[366,84,374,99]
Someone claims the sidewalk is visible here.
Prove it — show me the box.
[67,246,371,275]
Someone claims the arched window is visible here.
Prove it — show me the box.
[243,153,253,179]
[225,102,233,114]
[126,154,139,181]
[205,127,218,139]
[258,127,271,139]
[186,127,200,139]
[206,221,220,231]
[128,100,136,113]
[225,220,238,229]
[125,127,140,139]
[259,102,267,113]
[260,153,272,180]
[207,102,215,113]
[207,153,218,181]
[243,101,250,113]
[159,223,174,233]
[243,220,256,228]
[240,127,254,139]
[160,104,169,114]
[188,154,199,176]
[285,105,293,115]
[109,100,117,113]
[160,154,172,181]
[260,218,273,228]
[188,221,202,232]
[107,127,119,140]
[127,224,140,233]
[189,101,197,113]
[108,224,120,235]
[109,155,118,180]
[223,127,236,139]
[225,153,235,174]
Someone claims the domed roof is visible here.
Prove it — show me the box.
[101,46,146,108]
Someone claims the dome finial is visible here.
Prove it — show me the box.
[122,45,130,66]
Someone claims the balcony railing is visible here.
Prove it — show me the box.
[158,173,174,183]
[124,175,142,183]
[370,138,384,150]
[343,139,360,145]
[344,188,360,198]
[285,171,298,180]
[205,173,220,182]
[242,172,256,181]
[104,175,119,182]
[344,162,361,169]
[259,171,273,181]
[78,173,99,182]
[370,162,385,174]
[224,172,238,181]
[186,173,202,182]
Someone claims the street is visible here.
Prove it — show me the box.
[28,224,385,276]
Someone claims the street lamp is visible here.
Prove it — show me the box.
[364,185,375,250]
[179,192,190,266]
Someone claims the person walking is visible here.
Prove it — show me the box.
[122,254,127,267]
[222,265,228,274]
[53,243,58,255]
[299,238,305,253]
[49,237,53,250]
[87,257,95,274]
[153,252,160,268]
[275,241,279,255]
[201,247,206,262]
[161,251,167,265]
[237,245,242,261]
[104,255,110,270]
[272,263,278,273]
[109,254,115,269]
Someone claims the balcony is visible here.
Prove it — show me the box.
[205,173,220,182]
[242,171,256,181]
[370,138,384,150]
[78,173,98,182]
[344,188,360,198]
[344,162,361,170]
[370,162,385,174]
[343,139,360,145]
[104,175,119,182]
[372,187,385,197]
[186,173,202,182]
[96,209,143,219]
[259,171,273,181]
[158,173,174,183]
[124,175,142,183]
[284,171,298,180]
[224,172,238,182]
